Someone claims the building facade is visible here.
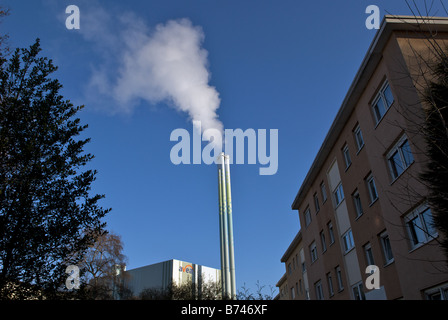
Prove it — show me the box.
[276,231,310,300]
[124,259,221,298]
[280,16,448,300]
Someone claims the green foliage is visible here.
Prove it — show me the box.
[0,39,110,299]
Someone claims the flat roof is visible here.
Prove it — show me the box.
[280,230,302,263]
[291,15,448,210]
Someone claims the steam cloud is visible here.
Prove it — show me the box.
[82,10,223,140]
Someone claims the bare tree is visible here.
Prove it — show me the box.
[78,231,129,299]
[0,6,10,58]
[139,277,222,300]
[377,1,448,268]
[237,281,275,300]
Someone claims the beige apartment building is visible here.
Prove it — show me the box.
[278,16,448,300]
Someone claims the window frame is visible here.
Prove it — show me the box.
[327,272,334,297]
[342,229,355,254]
[372,80,394,125]
[352,282,366,300]
[353,124,365,152]
[364,242,375,266]
[315,280,324,300]
[335,266,344,292]
[342,144,352,169]
[379,231,394,265]
[387,135,415,181]
[320,230,327,253]
[404,204,438,250]
[352,190,364,218]
[320,182,327,203]
[314,192,320,213]
[304,207,312,227]
[328,221,335,245]
[310,241,318,263]
[366,174,378,205]
[333,183,345,207]
[424,283,448,300]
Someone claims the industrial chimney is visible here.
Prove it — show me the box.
[217,153,236,299]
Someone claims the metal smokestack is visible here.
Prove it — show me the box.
[217,153,236,299]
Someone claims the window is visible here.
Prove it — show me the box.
[352,190,363,218]
[425,283,448,300]
[320,182,327,202]
[310,241,318,263]
[305,289,310,300]
[352,282,366,300]
[327,273,334,297]
[315,281,324,300]
[320,230,327,253]
[301,262,306,274]
[288,263,292,275]
[354,124,364,151]
[366,174,378,204]
[380,231,394,264]
[314,193,320,213]
[405,205,437,249]
[364,242,375,266]
[333,183,345,206]
[328,222,335,245]
[299,280,303,294]
[342,229,355,253]
[342,144,352,169]
[304,207,311,227]
[291,287,295,299]
[335,266,344,291]
[387,135,414,180]
[372,81,394,125]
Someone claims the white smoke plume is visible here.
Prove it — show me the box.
[81,8,223,141]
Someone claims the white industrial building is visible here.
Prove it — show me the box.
[123,259,221,298]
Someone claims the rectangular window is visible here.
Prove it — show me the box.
[288,263,292,275]
[352,282,366,300]
[310,241,318,263]
[380,231,394,264]
[366,174,378,204]
[364,242,375,266]
[352,190,363,218]
[342,144,352,169]
[335,266,344,291]
[314,193,320,213]
[304,207,311,227]
[387,135,414,180]
[372,80,394,125]
[321,182,327,202]
[405,205,437,249]
[327,272,334,297]
[291,287,295,299]
[315,280,324,300]
[424,283,448,300]
[301,262,306,274]
[320,230,327,253]
[354,124,364,151]
[333,183,345,206]
[328,221,335,245]
[342,229,355,253]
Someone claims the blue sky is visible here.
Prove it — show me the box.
[2,0,447,295]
